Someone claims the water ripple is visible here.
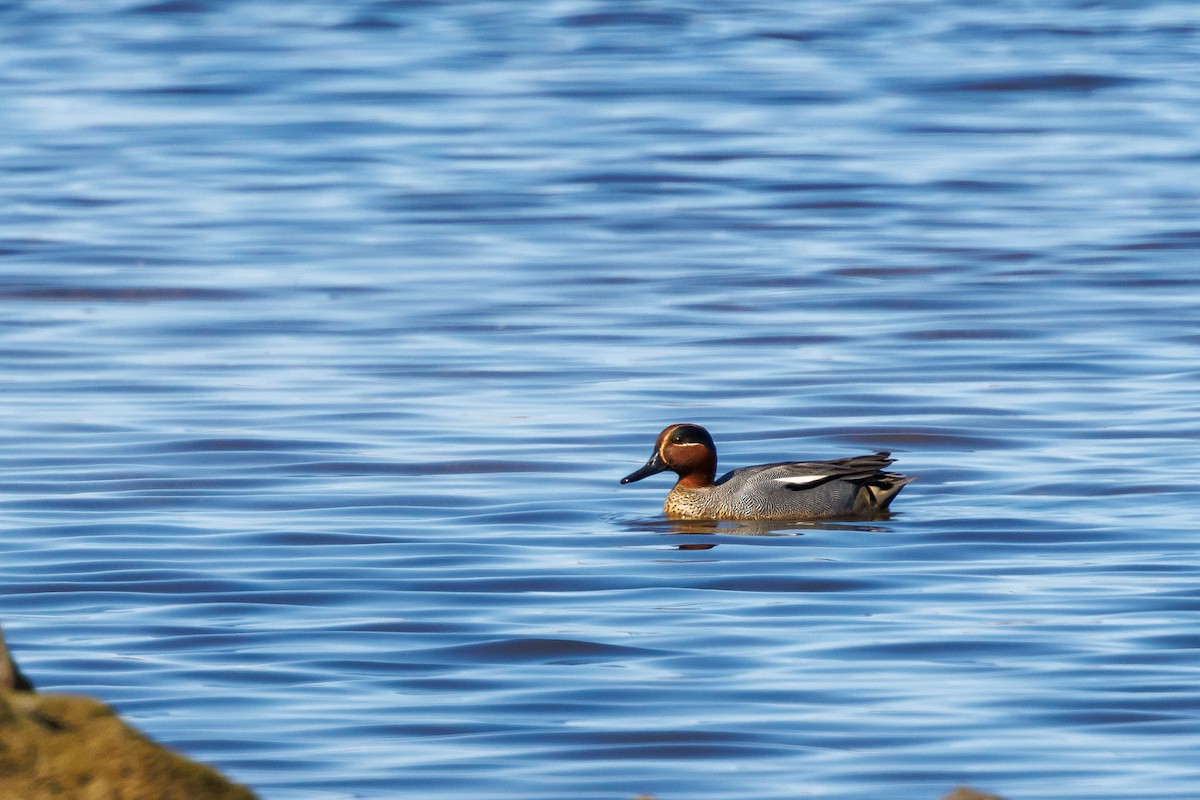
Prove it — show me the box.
[4,2,1200,800]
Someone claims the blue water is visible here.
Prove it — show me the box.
[3,2,1200,798]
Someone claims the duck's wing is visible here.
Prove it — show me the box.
[741,452,898,491]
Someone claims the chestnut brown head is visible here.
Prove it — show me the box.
[621,424,718,487]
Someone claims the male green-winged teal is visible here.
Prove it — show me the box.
[621,423,914,521]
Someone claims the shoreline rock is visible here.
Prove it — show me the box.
[1,624,259,800]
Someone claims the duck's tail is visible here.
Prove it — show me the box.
[862,472,916,511]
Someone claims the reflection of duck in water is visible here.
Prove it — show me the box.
[622,424,914,521]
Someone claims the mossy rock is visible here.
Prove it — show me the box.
[0,689,258,800]
[943,787,1006,800]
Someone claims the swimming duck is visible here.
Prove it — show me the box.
[621,423,914,520]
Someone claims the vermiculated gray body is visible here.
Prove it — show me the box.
[663,453,911,521]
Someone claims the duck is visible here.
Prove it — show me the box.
[620,423,914,521]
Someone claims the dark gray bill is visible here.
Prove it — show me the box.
[620,451,668,484]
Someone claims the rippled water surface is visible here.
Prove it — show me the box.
[3,2,1200,798]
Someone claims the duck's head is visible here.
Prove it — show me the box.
[620,423,717,488]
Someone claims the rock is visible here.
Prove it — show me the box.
[0,625,258,800]
[943,787,1007,800]
[0,625,34,692]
